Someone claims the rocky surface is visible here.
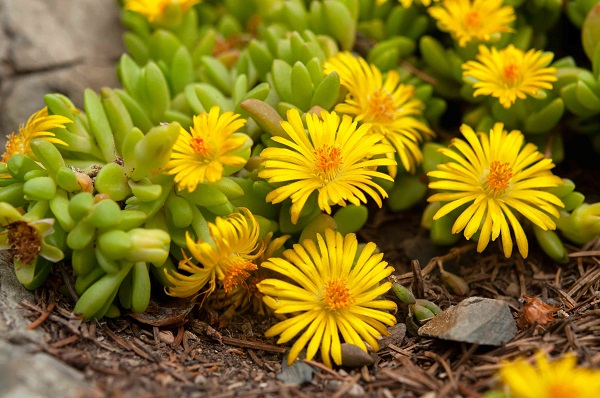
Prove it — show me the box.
[0,1,123,396]
[0,0,124,145]
[0,265,99,398]
[418,297,518,346]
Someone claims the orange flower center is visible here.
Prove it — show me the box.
[368,89,396,122]
[487,161,513,192]
[190,137,210,157]
[323,279,355,310]
[502,64,520,84]
[548,384,582,398]
[314,145,343,179]
[464,11,481,29]
[222,259,258,293]
[2,132,25,162]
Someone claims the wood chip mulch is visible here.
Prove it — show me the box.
[16,201,600,398]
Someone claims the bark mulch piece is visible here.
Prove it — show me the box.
[16,207,600,397]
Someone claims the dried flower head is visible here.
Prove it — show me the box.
[0,203,64,266]
[516,295,560,332]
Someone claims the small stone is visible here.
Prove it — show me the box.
[276,357,316,386]
[418,297,517,346]
[193,375,207,385]
[340,344,374,368]
[158,331,174,345]
[378,323,407,349]
[326,380,343,391]
[348,383,366,397]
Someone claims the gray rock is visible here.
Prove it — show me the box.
[276,356,316,386]
[0,264,99,398]
[0,0,123,143]
[0,346,100,398]
[0,262,43,340]
[2,0,123,72]
[3,0,81,72]
[1,63,120,137]
[418,297,517,346]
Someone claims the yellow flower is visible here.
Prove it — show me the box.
[324,52,433,177]
[376,0,440,7]
[124,0,201,22]
[463,45,558,109]
[499,352,600,398]
[164,106,249,192]
[2,107,70,163]
[165,208,264,298]
[258,229,397,368]
[427,123,564,258]
[258,109,395,224]
[428,0,515,47]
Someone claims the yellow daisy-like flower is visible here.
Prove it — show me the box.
[498,352,600,398]
[428,0,515,47]
[427,123,564,258]
[376,0,440,7]
[2,107,70,163]
[463,45,558,109]
[258,109,395,225]
[164,106,249,192]
[165,208,264,298]
[258,229,397,368]
[124,0,201,22]
[324,52,433,177]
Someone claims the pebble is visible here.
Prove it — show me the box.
[158,330,175,345]
[418,297,517,346]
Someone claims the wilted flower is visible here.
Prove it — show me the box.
[0,203,64,266]
[516,295,560,332]
[165,208,264,298]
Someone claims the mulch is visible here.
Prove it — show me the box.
[16,201,600,398]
